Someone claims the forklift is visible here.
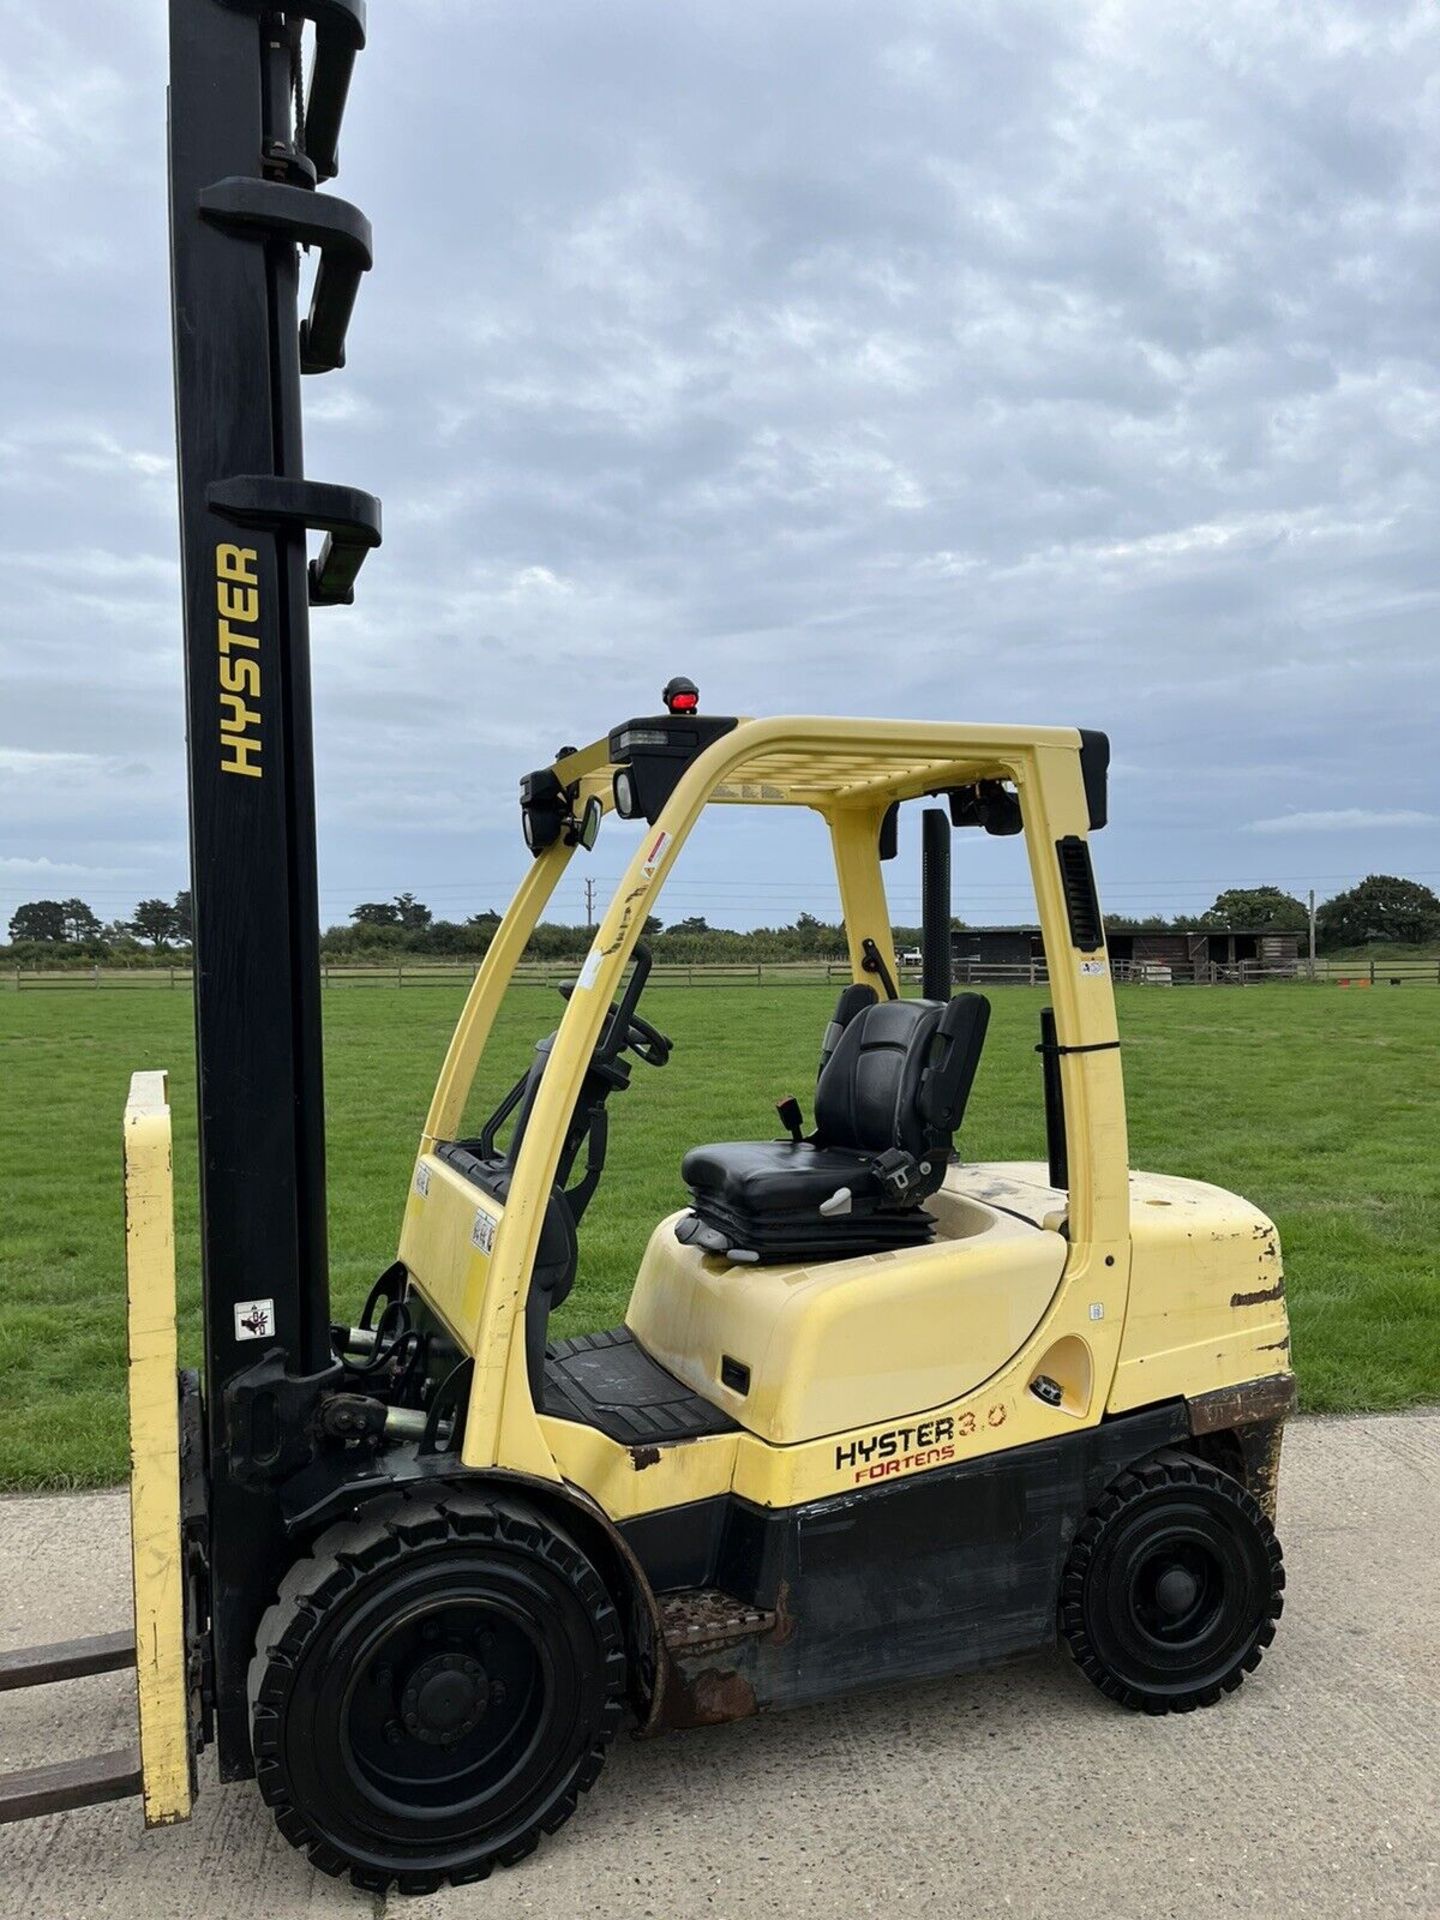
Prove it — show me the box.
[0,0,1294,1895]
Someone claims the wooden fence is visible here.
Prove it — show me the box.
[8,956,1440,992]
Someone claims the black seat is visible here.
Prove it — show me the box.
[677,987,990,1263]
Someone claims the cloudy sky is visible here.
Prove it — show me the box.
[3,0,1438,936]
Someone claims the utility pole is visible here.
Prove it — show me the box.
[584,877,596,930]
[1307,888,1316,982]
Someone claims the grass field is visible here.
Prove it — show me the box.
[2,983,1436,1488]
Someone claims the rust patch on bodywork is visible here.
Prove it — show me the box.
[1189,1373,1296,1436]
[1231,1275,1285,1308]
[648,1589,785,1732]
[769,1578,796,1647]
[663,1665,759,1729]
[1188,1375,1296,1523]
[629,1446,661,1471]
[1241,1417,1287,1522]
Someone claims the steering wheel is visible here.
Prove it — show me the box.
[558,941,672,1068]
[556,990,672,1067]
[618,1008,671,1067]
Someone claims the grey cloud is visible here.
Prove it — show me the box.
[2,0,1439,932]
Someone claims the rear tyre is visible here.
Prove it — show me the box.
[1060,1450,1283,1715]
[249,1491,626,1894]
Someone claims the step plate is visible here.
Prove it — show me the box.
[659,1590,777,1654]
[543,1327,738,1445]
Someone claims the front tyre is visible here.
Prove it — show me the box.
[249,1492,626,1894]
[1060,1451,1284,1715]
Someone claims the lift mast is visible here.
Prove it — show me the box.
[167,0,378,1772]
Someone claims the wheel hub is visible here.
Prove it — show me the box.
[1154,1565,1200,1618]
[400,1652,490,1746]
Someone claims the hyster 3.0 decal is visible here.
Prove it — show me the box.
[835,1404,1009,1484]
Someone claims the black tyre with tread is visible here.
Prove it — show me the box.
[1060,1449,1283,1715]
[248,1490,626,1894]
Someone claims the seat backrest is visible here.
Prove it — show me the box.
[813,992,990,1157]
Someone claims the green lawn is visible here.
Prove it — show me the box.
[1,983,1436,1488]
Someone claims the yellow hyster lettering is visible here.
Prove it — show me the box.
[219,657,260,697]
[215,544,261,778]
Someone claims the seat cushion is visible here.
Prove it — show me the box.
[682,1139,877,1216]
[813,996,942,1156]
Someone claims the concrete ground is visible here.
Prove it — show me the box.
[1,1411,1436,1920]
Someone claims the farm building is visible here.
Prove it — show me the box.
[947,925,1301,983]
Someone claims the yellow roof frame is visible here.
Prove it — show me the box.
[558,713,1087,813]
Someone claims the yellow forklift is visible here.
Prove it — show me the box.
[0,0,1294,1896]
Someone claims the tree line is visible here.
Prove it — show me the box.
[6,891,192,959]
[7,876,1439,966]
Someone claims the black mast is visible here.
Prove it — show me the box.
[167,0,378,1774]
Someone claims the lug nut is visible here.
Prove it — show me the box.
[384,1720,402,1745]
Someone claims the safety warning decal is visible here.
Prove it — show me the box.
[470,1207,497,1254]
[414,1162,430,1198]
[575,947,604,992]
[640,829,670,879]
[234,1298,275,1342]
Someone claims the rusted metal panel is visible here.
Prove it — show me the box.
[1240,1418,1287,1522]
[1188,1374,1297,1437]
[661,1665,759,1729]
[652,1590,780,1730]
[1187,1374,1294,1523]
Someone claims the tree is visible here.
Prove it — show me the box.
[131,897,181,948]
[8,899,67,942]
[1104,913,1172,932]
[426,919,478,954]
[1199,886,1308,932]
[1316,874,1440,950]
[173,890,193,943]
[350,894,432,931]
[393,891,432,932]
[667,915,711,935]
[58,898,102,942]
[351,900,400,927]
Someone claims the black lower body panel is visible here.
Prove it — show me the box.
[625,1400,1189,1722]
